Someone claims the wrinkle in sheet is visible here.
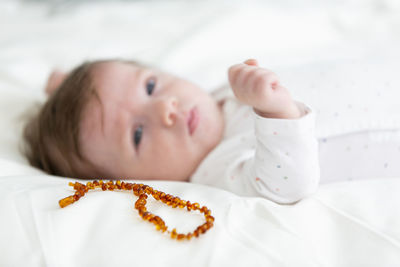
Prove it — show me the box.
[314,197,400,250]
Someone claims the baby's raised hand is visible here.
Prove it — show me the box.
[228,59,301,119]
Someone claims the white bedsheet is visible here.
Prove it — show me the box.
[1,0,400,266]
[1,172,400,267]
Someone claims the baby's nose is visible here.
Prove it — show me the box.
[158,97,178,127]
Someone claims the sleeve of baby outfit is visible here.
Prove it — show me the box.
[249,101,320,204]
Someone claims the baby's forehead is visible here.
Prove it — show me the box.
[91,60,161,91]
[80,61,144,137]
[79,89,104,140]
[92,61,142,82]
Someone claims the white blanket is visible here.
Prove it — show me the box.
[1,0,400,266]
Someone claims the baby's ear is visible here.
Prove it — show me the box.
[45,70,68,96]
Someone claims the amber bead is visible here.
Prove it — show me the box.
[200,224,208,233]
[125,183,133,190]
[152,191,160,200]
[59,196,74,208]
[132,183,140,191]
[138,207,147,216]
[178,200,187,209]
[155,225,165,232]
[142,212,154,221]
[144,186,153,195]
[72,182,83,189]
[193,230,200,237]
[170,228,178,239]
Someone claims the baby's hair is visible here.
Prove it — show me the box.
[22,58,143,179]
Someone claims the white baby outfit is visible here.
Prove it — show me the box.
[191,58,400,204]
[190,86,320,204]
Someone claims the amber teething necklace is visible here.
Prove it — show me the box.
[59,180,214,241]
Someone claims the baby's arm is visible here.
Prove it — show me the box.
[228,59,319,204]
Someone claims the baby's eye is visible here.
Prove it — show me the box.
[146,77,156,95]
[133,126,143,147]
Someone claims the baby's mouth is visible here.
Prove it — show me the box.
[187,106,199,135]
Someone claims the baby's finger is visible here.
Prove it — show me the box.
[254,69,280,89]
[228,63,252,86]
[228,64,243,85]
[244,59,258,66]
[236,64,258,88]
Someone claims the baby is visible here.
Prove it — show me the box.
[23,58,319,204]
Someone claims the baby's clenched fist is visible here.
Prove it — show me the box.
[228,59,301,119]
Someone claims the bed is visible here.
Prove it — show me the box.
[1,0,400,266]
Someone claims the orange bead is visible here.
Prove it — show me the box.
[170,228,177,239]
[206,216,215,222]
[73,182,85,191]
[200,224,208,233]
[193,230,199,238]
[143,212,154,221]
[180,200,187,207]
[152,191,160,200]
[132,183,140,191]
[125,183,132,190]
[144,187,153,195]
[59,196,74,208]
[137,207,147,216]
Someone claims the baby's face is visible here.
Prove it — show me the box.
[78,61,224,181]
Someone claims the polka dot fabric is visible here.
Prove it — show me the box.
[319,129,400,183]
[278,56,400,138]
[192,57,400,203]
